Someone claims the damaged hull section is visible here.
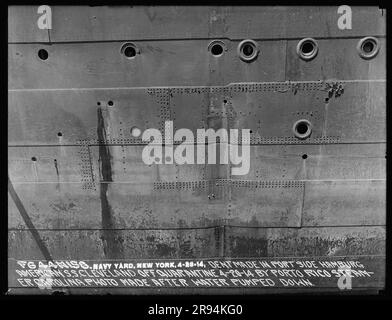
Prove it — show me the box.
[8,6,385,294]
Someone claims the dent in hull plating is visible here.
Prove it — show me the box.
[8,6,386,294]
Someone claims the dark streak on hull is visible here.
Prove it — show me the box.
[8,178,53,262]
[97,107,124,259]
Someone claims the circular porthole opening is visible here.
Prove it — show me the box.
[38,49,49,60]
[293,119,312,139]
[242,44,254,56]
[208,40,226,57]
[296,38,318,61]
[120,43,139,59]
[363,41,374,53]
[237,39,259,62]
[357,37,380,59]
[211,44,223,56]
[124,46,136,58]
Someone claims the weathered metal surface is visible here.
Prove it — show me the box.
[8,226,385,260]
[285,38,385,80]
[8,90,159,145]
[8,82,386,144]
[8,6,386,294]
[8,228,220,260]
[8,146,84,183]
[302,180,385,226]
[230,82,385,143]
[8,6,50,43]
[8,144,385,183]
[9,39,385,88]
[225,226,385,257]
[8,40,287,88]
[8,6,385,43]
[237,144,385,180]
[8,179,385,229]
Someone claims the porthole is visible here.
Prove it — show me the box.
[296,38,318,61]
[208,40,227,57]
[357,37,380,59]
[211,44,223,56]
[38,49,49,60]
[293,119,312,139]
[120,43,139,59]
[237,39,259,62]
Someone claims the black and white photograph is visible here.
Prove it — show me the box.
[4,3,389,313]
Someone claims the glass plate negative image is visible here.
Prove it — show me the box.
[7,5,386,295]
